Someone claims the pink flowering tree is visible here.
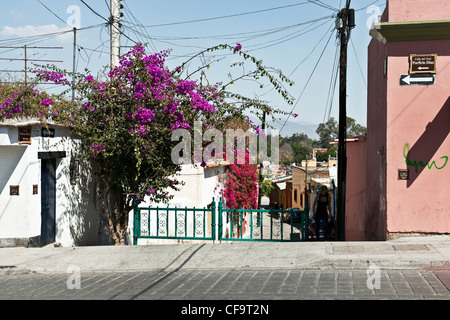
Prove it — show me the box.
[223,162,258,210]
[66,45,226,244]
[220,144,258,238]
[1,42,295,245]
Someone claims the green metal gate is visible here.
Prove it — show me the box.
[133,198,308,244]
[133,200,216,245]
[217,199,309,242]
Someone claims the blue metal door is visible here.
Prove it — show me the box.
[41,159,56,245]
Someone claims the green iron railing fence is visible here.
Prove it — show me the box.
[133,198,309,244]
[133,199,216,245]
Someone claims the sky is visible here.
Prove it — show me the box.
[0,0,387,136]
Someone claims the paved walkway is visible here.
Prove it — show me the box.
[0,235,449,300]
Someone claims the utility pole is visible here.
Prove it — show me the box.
[336,1,355,241]
[110,0,122,68]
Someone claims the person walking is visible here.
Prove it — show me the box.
[312,186,331,241]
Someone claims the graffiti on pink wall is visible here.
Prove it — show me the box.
[403,143,448,173]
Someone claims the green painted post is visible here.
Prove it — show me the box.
[231,210,234,239]
[156,208,159,237]
[218,199,223,241]
[147,208,151,235]
[133,197,138,245]
[203,209,206,238]
[270,210,273,240]
[185,207,187,237]
[174,206,177,238]
[280,210,283,241]
[211,198,216,241]
[289,211,301,238]
[166,207,169,237]
[261,211,264,240]
[250,212,253,240]
[240,211,243,239]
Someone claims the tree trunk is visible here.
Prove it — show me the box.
[103,184,131,245]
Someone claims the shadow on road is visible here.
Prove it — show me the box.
[109,244,205,300]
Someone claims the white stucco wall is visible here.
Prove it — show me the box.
[0,145,34,238]
[140,164,225,208]
[130,164,225,245]
[0,120,108,247]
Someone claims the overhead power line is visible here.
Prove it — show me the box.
[0,24,103,47]
[0,45,63,85]
[141,2,327,28]
[37,0,70,27]
[350,38,367,88]
[279,23,336,134]
[245,18,331,53]
[355,0,385,11]
[122,0,157,52]
[323,44,340,123]
[79,0,138,47]
[307,0,339,11]
[79,0,109,23]
[124,16,332,42]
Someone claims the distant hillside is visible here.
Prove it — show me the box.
[247,115,319,140]
[269,119,319,140]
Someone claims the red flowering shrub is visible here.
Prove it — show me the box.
[223,158,258,210]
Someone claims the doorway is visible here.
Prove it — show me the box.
[41,158,56,245]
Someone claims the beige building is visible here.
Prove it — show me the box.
[291,165,334,211]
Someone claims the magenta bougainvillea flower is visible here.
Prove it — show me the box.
[40,98,53,107]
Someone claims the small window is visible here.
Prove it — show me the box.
[294,189,298,202]
[10,185,19,196]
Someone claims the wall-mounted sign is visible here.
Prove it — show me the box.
[398,169,409,180]
[400,74,435,86]
[18,127,32,144]
[410,54,437,74]
[41,127,55,138]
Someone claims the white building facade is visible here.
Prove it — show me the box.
[0,119,109,247]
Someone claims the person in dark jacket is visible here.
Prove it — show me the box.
[312,186,331,241]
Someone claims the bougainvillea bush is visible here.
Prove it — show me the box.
[0,83,68,120]
[65,44,224,244]
[223,162,258,210]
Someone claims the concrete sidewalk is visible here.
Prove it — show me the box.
[1,235,449,274]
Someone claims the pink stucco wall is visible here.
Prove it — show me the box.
[364,0,450,238]
[386,40,450,234]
